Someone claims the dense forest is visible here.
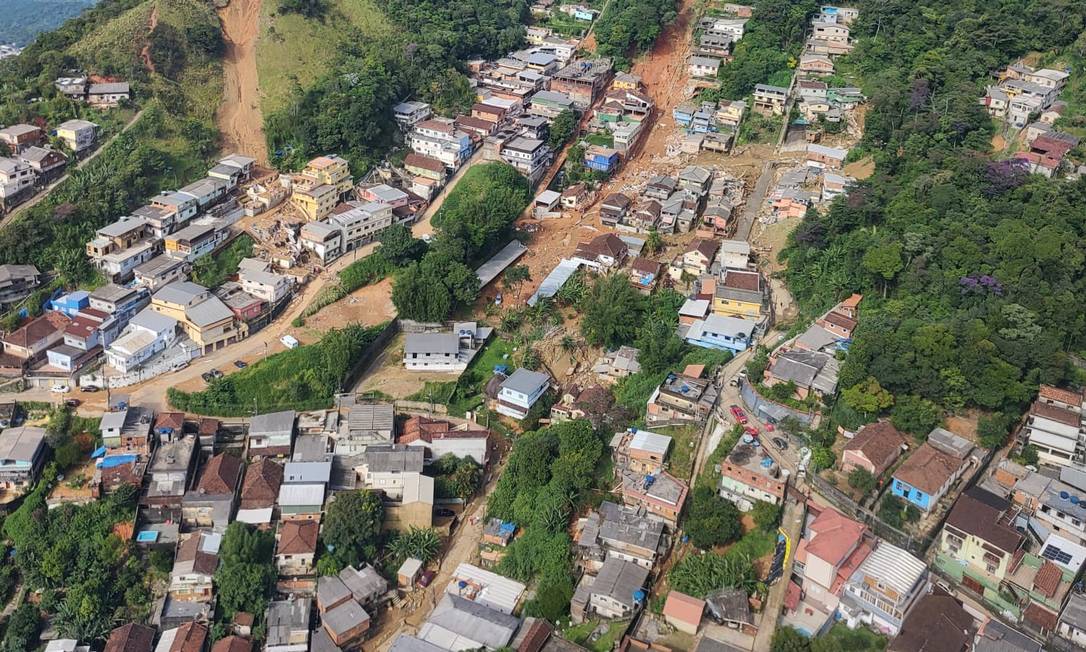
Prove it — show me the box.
[592,0,678,69]
[781,0,1086,421]
[265,0,527,171]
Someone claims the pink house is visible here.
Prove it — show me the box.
[789,506,872,631]
[841,421,908,477]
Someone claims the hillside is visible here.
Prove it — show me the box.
[0,0,98,46]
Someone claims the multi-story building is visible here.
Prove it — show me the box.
[133,254,191,292]
[718,442,788,510]
[0,426,47,493]
[163,222,228,262]
[393,101,433,129]
[409,119,473,169]
[0,124,42,153]
[327,201,394,252]
[0,157,36,205]
[291,178,338,221]
[300,155,354,198]
[645,366,719,426]
[713,268,768,319]
[551,59,614,109]
[87,217,157,282]
[935,487,1024,599]
[787,506,871,635]
[55,119,98,153]
[837,541,927,636]
[571,557,649,623]
[150,191,200,227]
[753,84,788,115]
[500,136,552,184]
[0,264,40,306]
[299,221,343,264]
[105,308,177,373]
[577,501,665,571]
[1023,386,1085,468]
[239,266,292,304]
[495,368,552,420]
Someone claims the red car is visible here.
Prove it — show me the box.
[745,426,760,436]
[729,405,748,424]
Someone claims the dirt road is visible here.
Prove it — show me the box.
[218,0,268,163]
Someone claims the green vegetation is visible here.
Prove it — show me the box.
[5,474,152,642]
[385,527,442,571]
[737,111,783,145]
[563,619,631,652]
[780,0,1086,417]
[490,420,607,622]
[614,347,733,418]
[684,484,743,548]
[265,0,525,171]
[775,623,888,652]
[320,490,384,572]
[191,235,255,288]
[432,453,483,500]
[167,323,386,415]
[392,162,531,322]
[593,0,678,69]
[45,406,101,471]
[215,523,277,641]
[668,530,773,597]
[751,500,782,531]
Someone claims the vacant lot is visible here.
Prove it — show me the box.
[256,0,393,115]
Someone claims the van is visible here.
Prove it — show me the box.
[280,335,300,349]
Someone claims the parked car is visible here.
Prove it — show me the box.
[201,372,215,382]
[233,360,248,369]
[210,369,224,379]
[744,426,760,436]
[80,385,100,393]
[771,437,788,450]
[65,399,81,408]
[50,384,70,394]
[729,405,748,424]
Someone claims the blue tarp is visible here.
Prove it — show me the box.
[98,454,137,469]
[90,446,107,458]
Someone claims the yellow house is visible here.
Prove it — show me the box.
[302,155,354,197]
[713,269,767,319]
[150,281,248,354]
[291,182,338,221]
[611,72,642,91]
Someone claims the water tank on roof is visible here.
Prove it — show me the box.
[633,589,646,604]
[1060,491,1071,500]
[1072,496,1081,505]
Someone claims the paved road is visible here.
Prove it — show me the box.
[752,498,806,652]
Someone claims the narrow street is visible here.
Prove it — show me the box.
[752,499,805,652]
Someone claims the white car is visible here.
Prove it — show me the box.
[280,335,300,349]
[50,384,70,394]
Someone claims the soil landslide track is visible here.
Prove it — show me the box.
[218,0,268,163]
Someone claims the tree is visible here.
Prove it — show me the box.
[644,229,664,255]
[752,501,781,531]
[810,446,835,471]
[772,627,812,652]
[216,523,276,624]
[891,395,941,437]
[861,241,903,297]
[580,274,645,348]
[684,485,742,549]
[1014,444,1039,466]
[636,318,687,374]
[377,223,425,266]
[386,527,442,565]
[848,468,876,494]
[977,412,1015,449]
[842,377,894,415]
[1,604,40,652]
[547,109,576,149]
[277,0,329,19]
[503,265,531,301]
[323,490,384,568]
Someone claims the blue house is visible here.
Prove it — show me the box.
[584,145,620,173]
[684,314,754,353]
[889,429,974,512]
[49,290,90,317]
[572,6,597,20]
[672,103,696,128]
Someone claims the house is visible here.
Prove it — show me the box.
[169,530,219,602]
[935,487,1024,595]
[1,311,69,361]
[628,257,662,294]
[890,429,975,512]
[536,190,562,219]
[399,415,490,465]
[55,119,98,153]
[689,56,721,79]
[337,403,395,457]
[0,426,47,492]
[841,421,908,478]
[571,557,649,623]
[238,267,292,305]
[0,264,40,306]
[154,622,209,652]
[338,564,388,606]
[495,368,551,420]
[1023,396,1085,468]
[446,563,526,614]
[181,452,244,531]
[663,592,705,635]
[248,410,295,457]
[409,119,472,169]
[105,308,177,373]
[19,145,66,182]
[684,314,755,353]
[357,444,425,498]
[788,506,872,634]
[404,153,445,182]
[593,345,642,382]
[837,541,927,636]
[974,620,1043,652]
[210,636,250,652]
[277,483,325,521]
[753,84,788,115]
[104,624,156,652]
[719,442,788,510]
[576,500,665,570]
[99,406,154,452]
[806,144,848,169]
[235,458,281,526]
[528,90,576,118]
[610,428,671,474]
[321,599,370,648]
[600,192,631,226]
[276,519,319,576]
[500,136,552,183]
[678,299,710,326]
[763,349,839,399]
[573,233,628,271]
[150,282,246,355]
[584,145,620,173]
[291,180,338,221]
[397,558,423,589]
[402,323,491,373]
[0,124,41,153]
[383,471,434,530]
[89,283,150,322]
[417,593,522,649]
[620,468,688,525]
[144,435,198,521]
[888,588,975,652]
[799,54,835,75]
[669,238,717,282]
[1058,592,1086,648]
[1002,533,1086,637]
[704,588,756,635]
[86,81,130,107]
[679,165,713,196]
[393,101,432,129]
[266,597,311,652]
[550,59,613,109]
[714,268,768,319]
[646,366,719,426]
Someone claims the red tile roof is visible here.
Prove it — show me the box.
[1030,400,1081,427]
[277,520,319,555]
[629,257,662,274]
[196,453,244,495]
[721,268,762,292]
[404,153,445,174]
[1033,560,1063,598]
[240,458,282,509]
[399,416,490,445]
[3,311,69,349]
[211,636,252,652]
[805,507,867,567]
[1038,384,1082,406]
[893,443,965,495]
[104,623,156,652]
[843,421,908,476]
[169,622,209,652]
[154,411,185,432]
[1023,601,1059,633]
[662,591,705,626]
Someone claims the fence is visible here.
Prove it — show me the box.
[394,400,449,415]
[807,473,933,555]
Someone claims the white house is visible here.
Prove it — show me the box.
[239,266,293,304]
[402,322,492,372]
[105,308,178,373]
[495,368,551,420]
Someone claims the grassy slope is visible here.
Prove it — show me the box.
[256,0,393,115]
